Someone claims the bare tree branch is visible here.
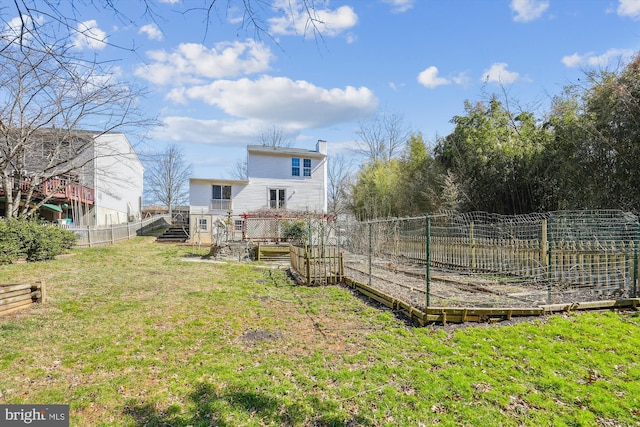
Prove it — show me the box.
[259,124,294,148]
[228,157,248,180]
[354,110,411,162]
[327,153,353,217]
[144,144,191,217]
[0,32,157,219]
[3,1,324,52]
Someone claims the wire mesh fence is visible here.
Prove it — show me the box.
[335,211,640,310]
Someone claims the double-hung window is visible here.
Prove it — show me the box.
[292,158,300,176]
[211,184,232,210]
[303,158,311,177]
[197,218,208,231]
[292,157,311,177]
[269,188,286,209]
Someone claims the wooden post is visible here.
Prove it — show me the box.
[35,281,45,303]
[305,246,311,286]
[541,219,548,267]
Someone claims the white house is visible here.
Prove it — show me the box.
[87,132,144,225]
[0,129,143,225]
[189,140,327,244]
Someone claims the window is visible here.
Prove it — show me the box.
[211,185,232,210]
[291,158,300,176]
[234,220,243,232]
[197,218,208,231]
[293,157,312,177]
[269,188,286,209]
[303,158,311,177]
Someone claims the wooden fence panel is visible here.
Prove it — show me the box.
[289,245,344,286]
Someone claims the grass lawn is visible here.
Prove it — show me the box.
[0,236,639,426]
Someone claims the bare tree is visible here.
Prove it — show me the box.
[354,111,411,162]
[327,153,354,217]
[228,158,248,181]
[0,33,155,219]
[226,125,292,179]
[144,144,191,218]
[259,125,294,148]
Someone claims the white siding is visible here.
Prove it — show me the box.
[92,133,144,225]
[246,150,327,213]
[188,143,328,242]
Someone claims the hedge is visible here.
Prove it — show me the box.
[0,219,77,264]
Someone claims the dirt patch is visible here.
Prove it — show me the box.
[240,329,284,343]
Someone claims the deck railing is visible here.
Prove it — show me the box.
[0,176,95,204]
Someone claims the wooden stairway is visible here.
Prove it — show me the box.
[156,224,189,243]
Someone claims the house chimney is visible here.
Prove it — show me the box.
[316,139,327,154]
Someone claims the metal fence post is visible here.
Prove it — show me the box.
[368,222,373,288]
[547,229,553,305]
[426,216,431,308]
[634,221,639,298]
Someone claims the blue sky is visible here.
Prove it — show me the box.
[9,0,640,179]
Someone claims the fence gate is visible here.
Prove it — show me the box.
[289,244,344,286]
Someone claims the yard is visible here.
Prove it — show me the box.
[0,236,639,426]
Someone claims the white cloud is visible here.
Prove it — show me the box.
[139,23,163,41]
[417,66,450,89]
[510,0,549,22]
[617,0,640,18]
[156,117,269,145]
[3,14,45,39]
[165,75,378,129]
[381,0,416,13]
[482,63,520,84]
[135,40,273,85]
[156,116,341,146]
[268,0,358,37]
[561,53,582,68]
[72,20,108,50]
[561,48,635,68]
[452,72,470,86]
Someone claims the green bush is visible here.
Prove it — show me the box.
[0,218,77,264]
[282,219,308,244]
[0,220,22,264]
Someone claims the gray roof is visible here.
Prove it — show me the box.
[247,145,325,158]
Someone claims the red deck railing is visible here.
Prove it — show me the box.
[1,177,95,205]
